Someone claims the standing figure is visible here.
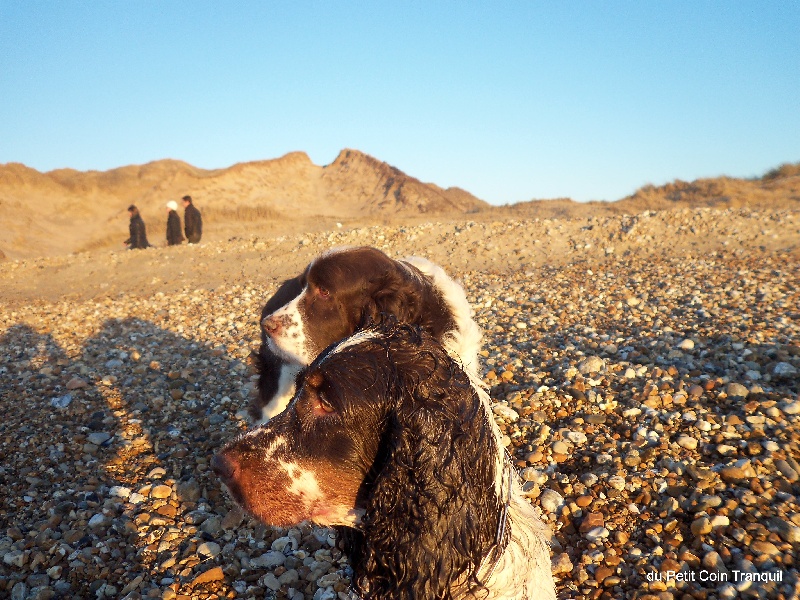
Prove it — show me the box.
[182,195,203,244]
[125,205,150,249]
[165,201,184,246]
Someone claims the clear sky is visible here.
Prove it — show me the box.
[1,2,798,204]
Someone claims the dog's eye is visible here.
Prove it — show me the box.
[314,391,336,416]
[317,286,330,299]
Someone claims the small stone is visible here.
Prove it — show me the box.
[775,459,799,482]
[88,513,110,528]
[10,582,28,600]
[47,565,62,580]
[716,444,737,457]
[177,479,201,502]
[317,572,341,588]
[26,573,50,588]
[688,384,704,397]
[251,551,286,569]
[751,540,780,557]
[766,517,800,543]
[584,527,610,542]
[725,382,749,398]
[66,377,88,389]
[710,515,730,529]
[594,566,614,583]
[200,517,222,536]
[262,573,281,591]
[781,400,800,415]
[50,394,73,408]
[190,566,224,586]
[492,404,519,422]
[221,506,244,529]
[773,362,798,377]
[109,486,132,499]
[677,339,695,350]
[278,569,299,584]
[623,451,641,467]
[608,475,626,491]
[718,583,738,600]
[564,431,587,445]
[720,466,748,482]
[521,467,546,484]
[87,432,112,446]
[691,516,712,536]
[4,550,26,567]
[151,484,173,499]
[197,542,221,558]
[676,435,698,450]
[579,512,605,533]
[539,489,564,514]
[577,356,605,375]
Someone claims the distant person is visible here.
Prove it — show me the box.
[165,200,184,246]
[124,205,150,249]
[182,195,203,244]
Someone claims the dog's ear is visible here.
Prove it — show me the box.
[359,266,422,329]
[353,349,500,599]
[248,345,282,420]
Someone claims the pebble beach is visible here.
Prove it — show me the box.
[1,207,799,600]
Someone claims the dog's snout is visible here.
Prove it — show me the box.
[262,315,281,335]
[211,452,240,483]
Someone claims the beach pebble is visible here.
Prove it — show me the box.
[577,356,605,374]
[539,489,565,514]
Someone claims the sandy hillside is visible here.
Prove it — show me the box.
[1,153,798,261]
[0,149,487,260]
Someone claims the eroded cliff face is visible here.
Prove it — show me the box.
[0,149,488,259]
[321,149,486,214]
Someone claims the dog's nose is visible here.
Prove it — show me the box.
[262,315,280,335]
[211,452,239,483]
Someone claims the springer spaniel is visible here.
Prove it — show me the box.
[250,246,482,422]
[214,325,556,599]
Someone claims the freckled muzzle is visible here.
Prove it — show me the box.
[261,297,313,364]
[212,422,363,528]
[210,452,238,485]
[212,432,305,526]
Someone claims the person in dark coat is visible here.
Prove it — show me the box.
[124,205,150,249]
[165,201,184,246]
[182,195,203,244]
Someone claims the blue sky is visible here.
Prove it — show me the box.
[1,2,798,204]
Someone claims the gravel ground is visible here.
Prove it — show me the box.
[1,208,799,600]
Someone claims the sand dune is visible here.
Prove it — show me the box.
[0,151,797,260]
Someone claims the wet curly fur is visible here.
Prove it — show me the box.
[330,329,499,598]
[215,324,555,599]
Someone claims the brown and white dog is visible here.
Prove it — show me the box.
[215,325,556,599]
[250,246,482,422]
